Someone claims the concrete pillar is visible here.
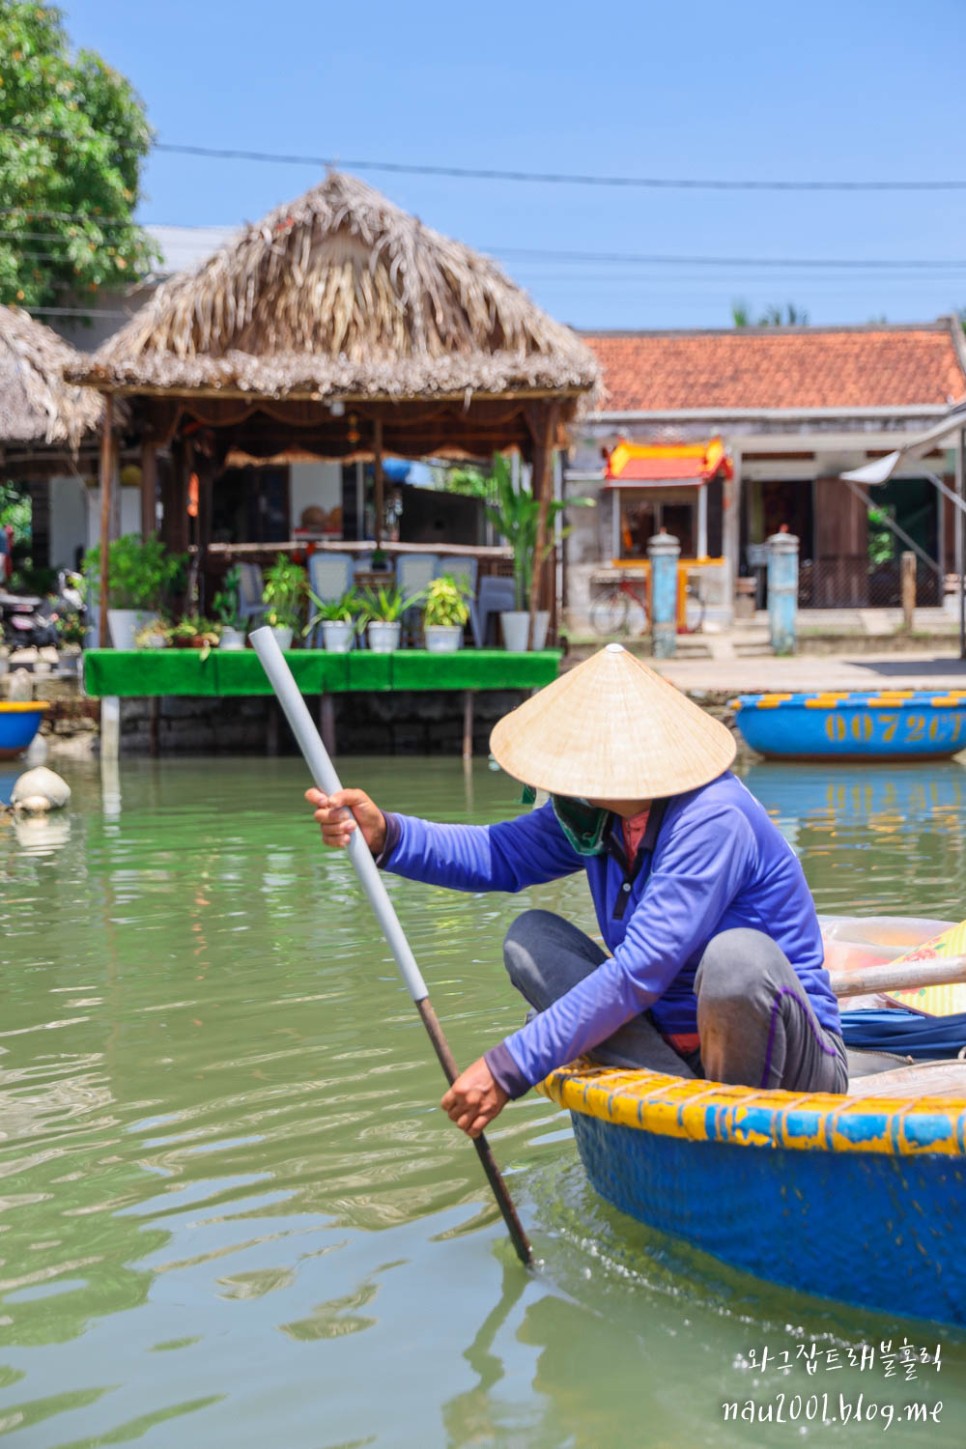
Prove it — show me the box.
[648,529,680,659]
[100,695,121,760]
[767,531,799,655]
[901,551,916,630]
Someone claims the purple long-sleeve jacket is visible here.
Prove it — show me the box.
[379,771,838,1097]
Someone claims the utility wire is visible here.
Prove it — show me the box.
[2,218,965,273]
[4,124,966,191]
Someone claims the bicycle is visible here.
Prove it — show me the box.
[589,569,649,637]
[589,567,707,637]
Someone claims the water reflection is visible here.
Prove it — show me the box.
[11,810,72,856]
[744,760,966,917]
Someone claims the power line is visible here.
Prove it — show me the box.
[0,206,137,228]
[491,247,966,271]
[1,216,965,274]
[155,143,966,192]
[22,305,132,318]
[5,124,966,191]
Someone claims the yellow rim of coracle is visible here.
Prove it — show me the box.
[0,701,50,713]
[539,1064,966,1158]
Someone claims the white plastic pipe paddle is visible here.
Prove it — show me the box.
[251,626,429,1003]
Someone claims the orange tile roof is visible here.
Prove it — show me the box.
[584,321,966,415]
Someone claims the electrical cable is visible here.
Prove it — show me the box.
[4,124,966,191]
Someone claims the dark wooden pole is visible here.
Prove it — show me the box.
[140,439,158,539]
[462,689,474,761]
[195,453,215,613]
[97,394,115,647]
[527,405,557,648]
[373,418,385,549]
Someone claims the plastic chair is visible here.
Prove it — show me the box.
[436,556,480,646]
[309,552,354,603]
[396,554,439,646]
[237,563,266,626]
[306,552,354,647]
[396,554,439,599]
[476,576,516,648]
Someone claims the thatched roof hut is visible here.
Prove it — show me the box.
[75,171,598,411]
[75,173,599,642]
[0,305,102,456]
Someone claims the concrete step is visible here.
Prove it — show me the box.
[671,635,714,659]
[734,642,775,658]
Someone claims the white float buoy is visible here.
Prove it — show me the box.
[11,765,71,811]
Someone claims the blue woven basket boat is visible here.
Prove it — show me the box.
[0,701,48,758]
[540,1064,966,1326]
[733,690,966,760]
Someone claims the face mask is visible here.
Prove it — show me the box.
[551,794,610,856]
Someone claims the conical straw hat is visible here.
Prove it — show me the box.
[490,643,736,799]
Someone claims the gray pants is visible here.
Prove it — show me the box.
[504,910,848,1094]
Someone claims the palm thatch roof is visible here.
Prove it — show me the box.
[0,305,103,450]
[74,172,599,402]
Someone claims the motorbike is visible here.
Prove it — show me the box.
[0,572,86,651]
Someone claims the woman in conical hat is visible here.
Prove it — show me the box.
[308,644,846,1138]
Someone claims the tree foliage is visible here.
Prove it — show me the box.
[0,2,158,309]
[732,300,810,327]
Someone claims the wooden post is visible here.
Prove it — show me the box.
[957,428,966,661]
[320,694,336,757]
[527,405,558,648]
[140,439,158,539]
[97,395,115,647]
[148,696,160,757]
[462,689,474,761]
[373,417,384,548]
[195,453,215,613]
[901,550,916,630]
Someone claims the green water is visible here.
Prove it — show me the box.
[1,756,965,1449]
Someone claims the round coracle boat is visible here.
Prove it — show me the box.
[732,690,966,761]
[0,701,49,758]
[540,1060,966,1327]
[538,912,966,1326]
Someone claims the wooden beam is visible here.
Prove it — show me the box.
[373,417,384,548]
[526,404,558,647]
[97,395,114,647]
[140,439,158,538]
[462,690,474,761]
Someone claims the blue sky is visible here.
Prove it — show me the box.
[69,0,966,329]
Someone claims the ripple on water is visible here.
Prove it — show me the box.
[0,757,964,1448]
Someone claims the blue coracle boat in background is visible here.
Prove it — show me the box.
[733,690,966,760]
[0,701,49,758]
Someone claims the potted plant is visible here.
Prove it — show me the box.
[133,618,170,649]
[82,535,185,651]
[358,583,412,653]
[261,554,307,651]
[167,614,220,655]
[212,565,246,650]
[306,588,360,653]
[484,456,591,652]
[422,574,470,652]
[53,609,88,676]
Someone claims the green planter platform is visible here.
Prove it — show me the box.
[84,648,563,757]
